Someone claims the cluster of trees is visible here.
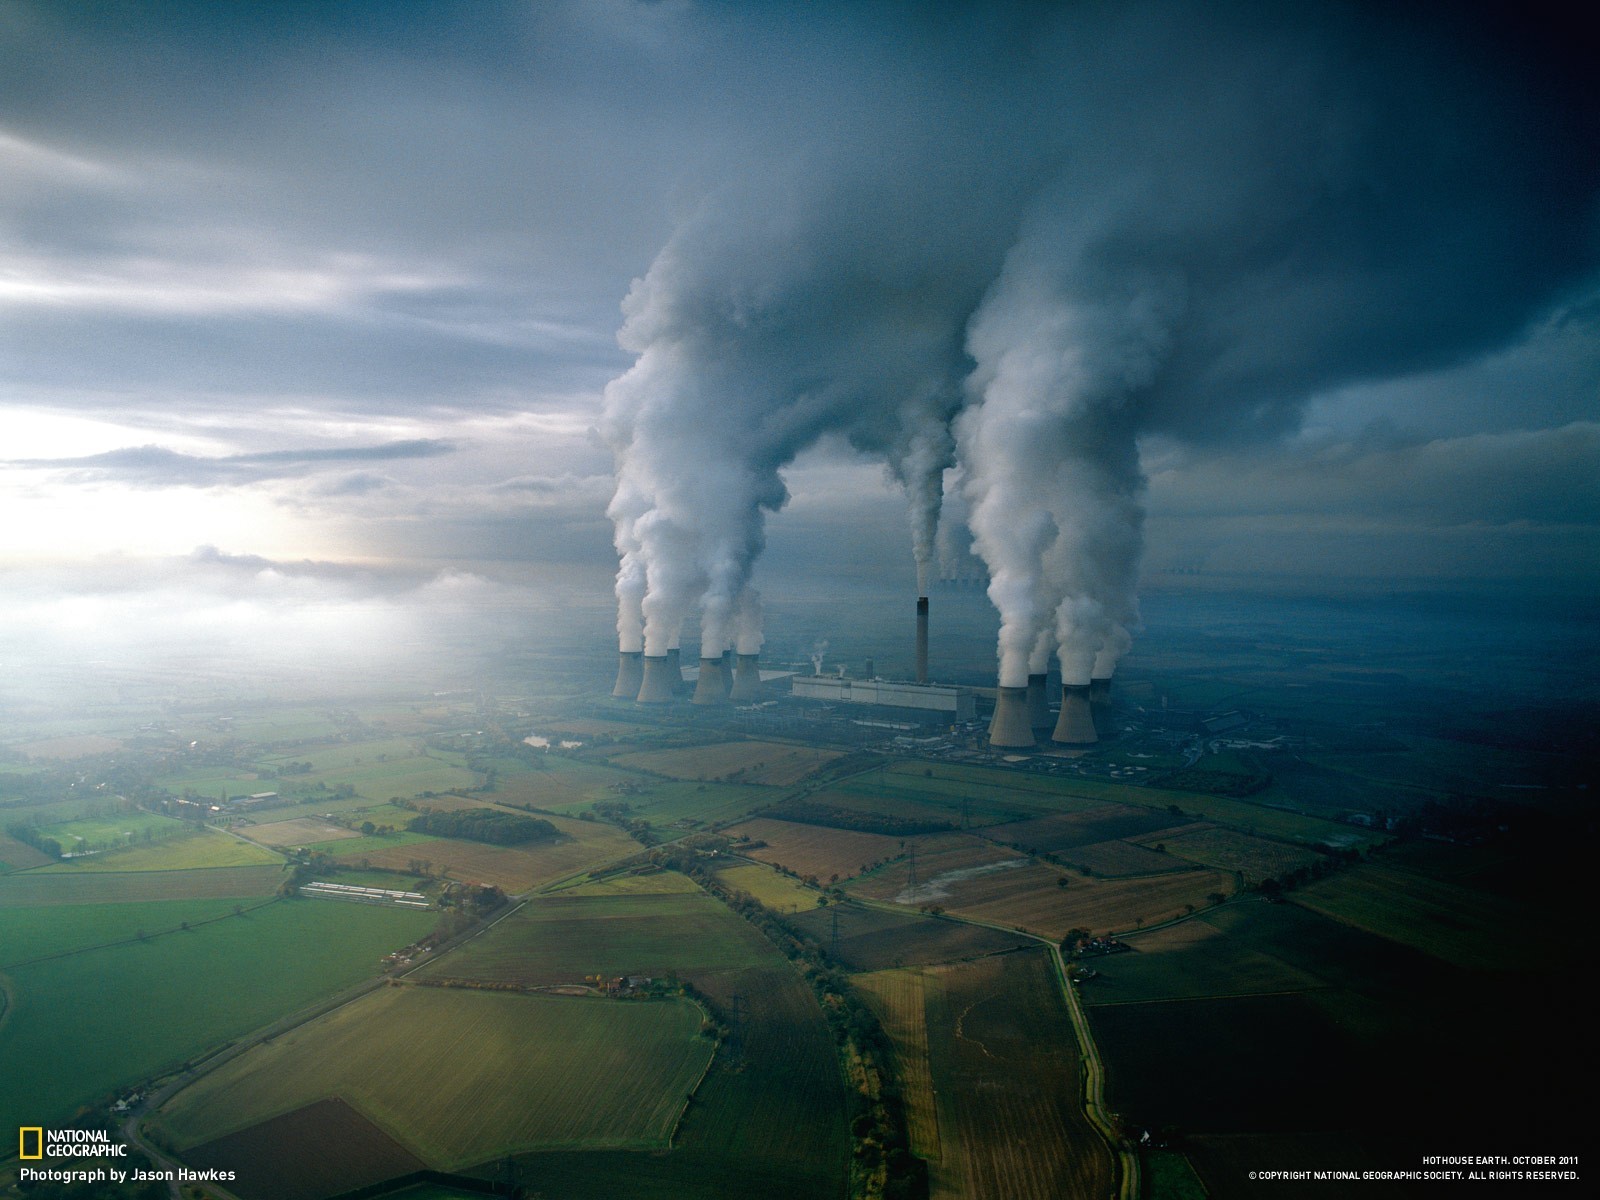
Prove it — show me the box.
[406,808,558,846]
[1,757,160,812]
[1151,768,1272,797]
[592,800,658,846]
[441,880,508,914]
[1254,846,1361,897]
[279,850,337,896]
[775,799,956,838]
[6,820,63,858]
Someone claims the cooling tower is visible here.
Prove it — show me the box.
[1026,674,1050,730]
[611,651,644,699]
[916,597,929,685]
[637,655,676,704]
[667,648,687,694]
[1089,676,1112,738]
[989,686,1037,748]
[693,657,728,705]
[1052,684,1098,745]
[729,653,762,700]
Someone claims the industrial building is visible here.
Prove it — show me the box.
[789,676,976,722]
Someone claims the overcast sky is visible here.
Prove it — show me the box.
[2,0,1596,676]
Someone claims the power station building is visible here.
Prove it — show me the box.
[789,676,977,722]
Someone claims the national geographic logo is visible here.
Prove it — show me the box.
[16,1127,128,1158]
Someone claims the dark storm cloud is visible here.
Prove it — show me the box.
[7,439,455,487]
[1149,423,1600,527]
[1,0,1595,590]
[0,0,696,419]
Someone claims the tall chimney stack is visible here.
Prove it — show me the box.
[721,648,735,696]
[612,651,644,699]
[1026,674,1050,731]
[916,597,930,685]
[729,654,762,701]
[636,655,675,704]
[693,657,728,705]
[989,686,1037,748]
[667,648,687,694]
[1052,684,1098,745]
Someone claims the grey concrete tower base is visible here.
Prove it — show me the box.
[729,654,762,701]
[612,651,644,699]
[637,655,675,704]
[693,658,728,705]
[1089,677,1112,738]
[989,685,1037,748]
[1026,674,1050,730]
[1052,685,1098,744]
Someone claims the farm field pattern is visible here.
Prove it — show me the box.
[2,593,1590,1200]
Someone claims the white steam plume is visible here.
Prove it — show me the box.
[603,157,1013,658]
[734,586,763,656]
[957,3,1591,689]
[601,3,1595,679]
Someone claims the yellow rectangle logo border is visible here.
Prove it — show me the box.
[19,1127,44,1159]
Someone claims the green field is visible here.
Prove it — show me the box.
[0,864,285,905]
[34,810,190,855]
[258,736,428,771]
[420,892,776,986]
[559,867,706,897]
[34,828,282,872]
[154,769,276,800]
[916,949,1111,1200]
[711,861,822,912]
[788,901,1027,972]
[158,986,714,1167]
[298,829,438,855]
[1091,992,1359,1133]
[308,756,478,801]
[1085,893,1582,1153]
[1086,906,1327,1004]
[419,881,850,1199]
[486,755,642,810]
[0,899,433,1133]
[843,762,1104,824]
[879,761,1385,851]
[488,757,774,828]
[1155,827,1327,884]
[228,709,347,742]
[611,740,842,786]
[1290,860,1553,970]
[1144,1149,1209,1200]
[0,898,266,968]
[1101,899,1459,1004]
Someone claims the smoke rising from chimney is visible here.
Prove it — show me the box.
[601,3,1596,681]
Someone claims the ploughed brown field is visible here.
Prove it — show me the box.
[183,1097,425,1200]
